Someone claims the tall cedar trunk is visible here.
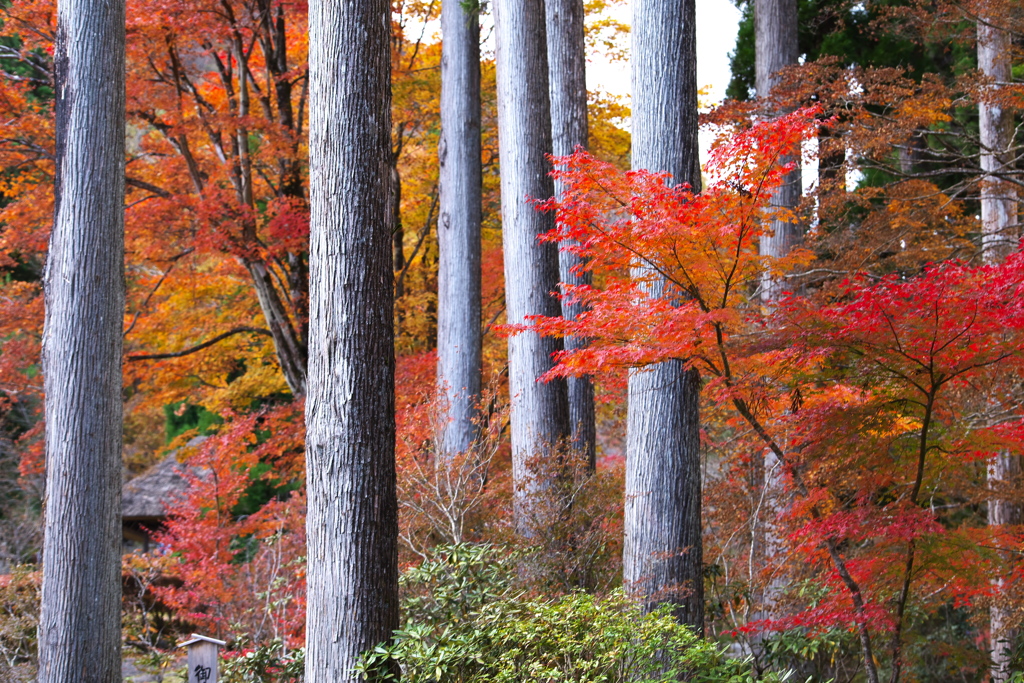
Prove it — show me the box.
[979,11,1020,682]
[305,0,398,679]
[38,0,125,678]
[493,0,571,531]
[546,0,596,470]
[752,0,799,645]
[626,0,704,630]
[755,0,800,304]
[979,17,1017,264]
[989,455,1022,681]
[437,0,483,460]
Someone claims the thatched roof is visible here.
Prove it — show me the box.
[122,437,206,522]
[122,454,188,521]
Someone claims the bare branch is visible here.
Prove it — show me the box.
[126,326,272,361]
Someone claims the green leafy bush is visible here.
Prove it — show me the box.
[214,544,799,682]
[220,638,304,683]
[358,544,794,682]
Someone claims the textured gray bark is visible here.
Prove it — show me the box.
[305,0,398,679]
[979,17,1017,264]
[493,0,571,530]
[626,0,704,631]
[752,0,800,641]
[38,0,125,678]
[989,452,1022,683]
[978,15,1019,683]
[546,0,596,469]
[437,0,483,460]
[755,0,800,305]
[753,0,797,98]
[980,16,1019,682]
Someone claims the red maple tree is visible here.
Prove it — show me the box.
[528,106,1024,681]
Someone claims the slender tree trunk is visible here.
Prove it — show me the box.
[752,0,799,651]
[391,161,406,332]
[38,0,125,678]
[546,0,596,470]
[245,259,308,396]
[305,0,398,679]
[392,163,405,301]
[236,36,309,398]
[437,0,483,461]
[897,133,927,175]
[979,15,1017,264]
[493,0,571,533]
[626,0,704,631]
[979,12,1020,683]
[989,452,1022,683]
[139,7,310,395]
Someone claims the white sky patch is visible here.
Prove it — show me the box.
[586,0,741,104]
[588,0,742,161]
[403,0,744,161]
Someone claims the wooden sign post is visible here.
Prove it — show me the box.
[178,634,227,683]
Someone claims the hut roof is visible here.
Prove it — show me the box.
[122,437,206,521]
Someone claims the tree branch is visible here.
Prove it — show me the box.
[395,184,439,295]
[125,176,173,199]
[126,327,272,361]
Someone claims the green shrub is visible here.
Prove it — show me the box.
[220,639,304,683]
[358,544,795,682]
[214,544,801,682]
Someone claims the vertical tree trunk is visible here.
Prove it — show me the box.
[305,0,398,679]
[755,0,800,305]
[817,123,846,187]
[546,0,596,470]
[979,12,1020,682]
[979,16,1017,264]
[235,33,309,399]
[493,0,571,531]
[38,0,125,678]
[437,0,483,460]
[989,451,1022,683]
[752,0,799,647]
[626,0,704,631]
